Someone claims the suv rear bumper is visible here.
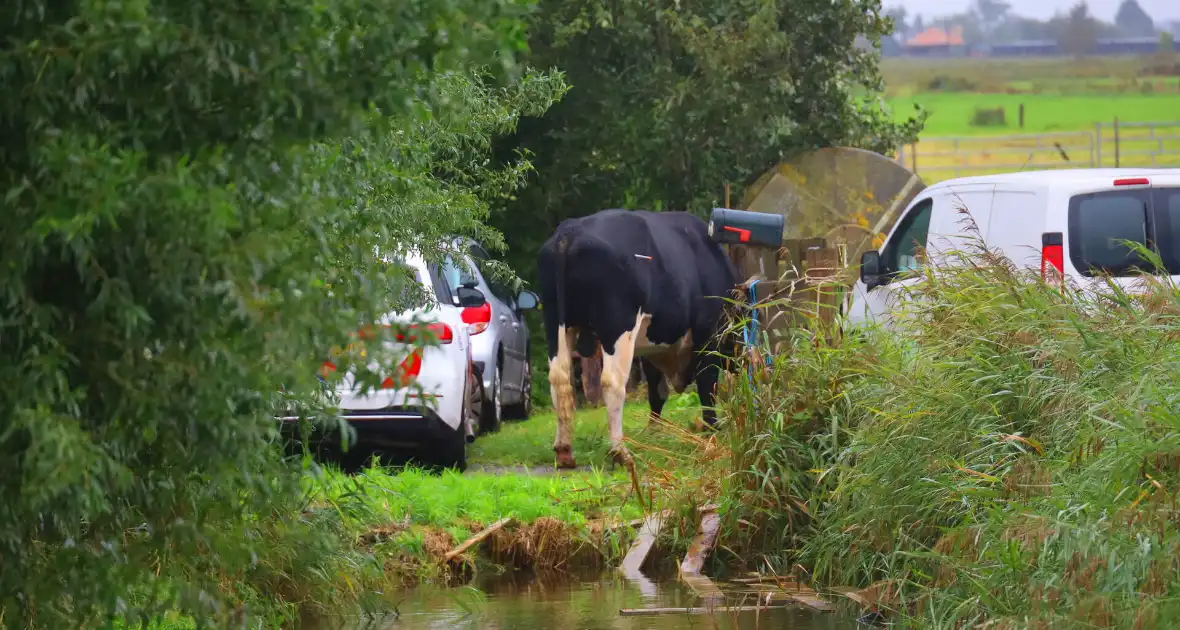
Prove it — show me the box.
[278,406,460,448]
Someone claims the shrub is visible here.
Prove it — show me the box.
[970,106,1008,127]
[0,1,565,626]
[718,232,1180,626]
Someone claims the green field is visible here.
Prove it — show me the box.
[887,92,1180,136]
[882,55,1180,137]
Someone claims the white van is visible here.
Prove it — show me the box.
[846,168,1180,328]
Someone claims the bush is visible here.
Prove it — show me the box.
[970,106,1008,127]
[718,233,1180,626]
[0,1,564,626]
[925,75,979,92]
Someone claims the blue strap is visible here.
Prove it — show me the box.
[742,280,771,387]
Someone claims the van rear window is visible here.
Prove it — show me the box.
[1067,190,1151,276]
[1153,188,1180,273]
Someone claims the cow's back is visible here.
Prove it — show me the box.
[538,210,736,347]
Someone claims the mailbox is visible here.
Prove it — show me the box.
[707,208,785,249]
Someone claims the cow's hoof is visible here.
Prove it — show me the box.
[554,447,577,470]
[608,445,633,467]
[693,418,720,433]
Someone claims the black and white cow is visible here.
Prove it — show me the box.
[537,209,740,469]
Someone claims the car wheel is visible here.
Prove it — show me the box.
[479,363,503,434]
[503,359,532,421]
[436,422,468,473]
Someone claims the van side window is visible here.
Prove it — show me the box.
[883,198,934,278]
[1067,190,1151,277]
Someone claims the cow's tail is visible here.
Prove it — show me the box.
[555,235,570,331]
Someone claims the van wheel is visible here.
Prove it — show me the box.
[479,363,503,434]
[503,360,532,421]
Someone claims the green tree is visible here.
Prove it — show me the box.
[0,0,564,626]
[1059,2,1099,56]
[1115,0,1155,37]
[491,0,926,282]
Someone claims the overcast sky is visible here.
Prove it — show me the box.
[888,0,1180,24]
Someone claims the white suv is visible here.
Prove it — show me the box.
[281,251,485,471]
[850,168,1180,328]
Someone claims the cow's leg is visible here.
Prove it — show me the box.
[640,358,667,424]
[694,351,724,429]
[549,325,579,469]
[601,313,647,465]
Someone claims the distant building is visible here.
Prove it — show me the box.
[903,25,967,57]
[987,39,1060,57]
[1094,36,1180,55]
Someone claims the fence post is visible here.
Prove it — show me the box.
[953,138,960,178]
[910,142,917,174]
[1019,103,1025,129]
[1114,117,1120,168]
[1094,122,1102,167]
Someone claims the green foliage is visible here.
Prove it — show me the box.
[492,0,926,281]
[0,1,567,626]
[719,236,1180,626]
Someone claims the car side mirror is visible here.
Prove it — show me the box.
[456,286,486,308]
[516,290,539,311]
[861,250,884,290]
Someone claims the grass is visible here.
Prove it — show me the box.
[469,397,702,468]
[874,54,1180,182]
[888,92,1180,136]
[705,224,1180,626]
[283,395,713,589]
[881,55,1178,98]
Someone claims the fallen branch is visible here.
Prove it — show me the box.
[443,517,512,562]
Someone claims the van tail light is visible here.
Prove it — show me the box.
[1113,177,1150,186]
[1041,232,1064,284]
[462,303,492,335]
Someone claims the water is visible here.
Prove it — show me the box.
[324,568,859,630]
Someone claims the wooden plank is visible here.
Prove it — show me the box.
[618,513,664,574]
[680,510,722,575]
[680,573,726,602]
[443,517,512,562]
[619,604,791,617]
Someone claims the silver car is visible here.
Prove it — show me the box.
[441,238,539,433]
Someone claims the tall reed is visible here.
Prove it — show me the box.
[715,224,1180,627]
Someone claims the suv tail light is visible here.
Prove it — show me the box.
[1041,232,1064,284]
[395,322,453,345]
[462,303,492,335]
[325,322,450,389]
[382,351,422,389]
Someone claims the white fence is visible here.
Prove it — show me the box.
[895,120,1180,182]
